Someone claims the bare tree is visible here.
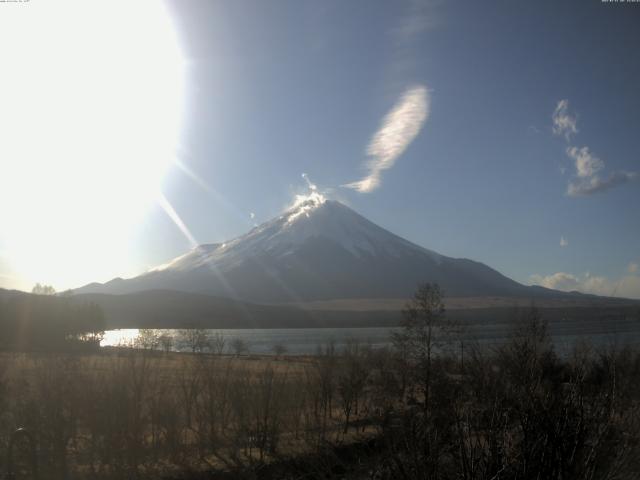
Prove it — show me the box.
[180,329,209,353]
[136,329,160,350]
[31,283,56,295]
[393,282,458,412]
[313,341,337,439]
[337,346,368,433]
[230,337,249,356]
[211,332,226,355]
[158,333,173,353]
[272,343,287,358]
[251,365,286,460]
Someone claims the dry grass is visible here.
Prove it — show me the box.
[0,346,386,479]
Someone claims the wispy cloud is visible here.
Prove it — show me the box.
[560,236,568,247]
[344,85,430,193]
[385,0,440,90]
[392,0,439,45]
[301,172,318,191]
[567,171,638,196]
[552,99,578,140]
[551,100,638,196]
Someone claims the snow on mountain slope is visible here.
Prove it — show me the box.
[75,197,558,302]
[154,195,441,273]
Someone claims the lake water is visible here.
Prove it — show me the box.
[102,327,398,354]
[101,326,640,355]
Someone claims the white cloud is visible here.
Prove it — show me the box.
[560,236,568,247]
[629,262,639,274]
[249,212,255,219]
[530,271,640,299]
[552,99,578,140]
[553,100,639,197]
[566,146,603,178]
[530,272,581,291]
[344,85,430,193]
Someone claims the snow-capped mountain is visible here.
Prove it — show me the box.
[76,195,559,302]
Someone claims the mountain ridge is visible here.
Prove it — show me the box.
[73,198,600,302]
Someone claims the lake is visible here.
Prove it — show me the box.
[101,325,640,355]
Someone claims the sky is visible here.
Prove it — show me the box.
[0,0,639,298]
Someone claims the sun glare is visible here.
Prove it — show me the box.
[0,0,184,290]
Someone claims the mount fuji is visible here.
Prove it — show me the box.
[76,195,574,304]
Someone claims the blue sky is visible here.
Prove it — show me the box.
[1,0,639,297]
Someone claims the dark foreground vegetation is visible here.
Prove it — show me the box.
[0,293,105,351]
[0,284,640,479]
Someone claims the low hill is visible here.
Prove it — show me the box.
[70,289,640,331]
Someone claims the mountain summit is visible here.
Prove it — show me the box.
[76,198,558,302]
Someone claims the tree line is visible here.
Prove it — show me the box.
[0,293,106,350]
